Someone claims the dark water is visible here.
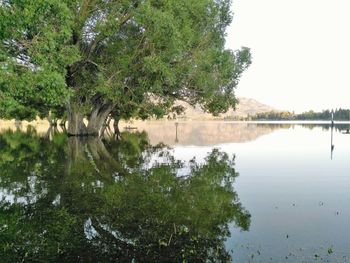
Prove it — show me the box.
[0,122,349,262]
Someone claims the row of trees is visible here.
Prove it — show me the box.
[247,109,350,121]
[0,0,251,136]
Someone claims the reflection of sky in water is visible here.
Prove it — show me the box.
[171,125,350,262]
[0,175,48,205]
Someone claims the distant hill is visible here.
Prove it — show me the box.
[230,97,278,118]
[172,97,277,120]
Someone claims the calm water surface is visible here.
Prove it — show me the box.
[1,122,350,262]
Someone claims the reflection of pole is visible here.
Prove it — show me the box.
[175,122,179,143]
[330,124,334,160]
[331,110,334,126]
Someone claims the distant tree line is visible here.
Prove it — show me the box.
[245,109,350,121]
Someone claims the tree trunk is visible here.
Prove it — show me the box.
[100,115,112,136]
[86,102,115,136]
[114,118,121,139]
[67,102,88,136]
[67,97,117,136]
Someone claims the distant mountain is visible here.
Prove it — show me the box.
[172,97,277,120]
[231,97,278,118]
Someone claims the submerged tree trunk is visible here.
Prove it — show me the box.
[86,102,115,136]
[114,118,121,140]
[101,115,112,136]
[67,96,117,136]
[67,102,88,136]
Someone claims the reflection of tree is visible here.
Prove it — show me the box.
[0,130,250,262]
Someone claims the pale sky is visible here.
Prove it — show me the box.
[226,0,350,113]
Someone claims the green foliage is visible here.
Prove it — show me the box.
[0,0,78,120]
[1,0,250,123]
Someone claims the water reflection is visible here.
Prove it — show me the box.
[331,125,335,160]
[0,129,250,262]
[326,123,350,160]
[126,122,350,146]
[132,122,291,146]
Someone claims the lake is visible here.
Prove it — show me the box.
[1,121,350,262]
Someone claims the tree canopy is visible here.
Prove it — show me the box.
[0,0,251,135]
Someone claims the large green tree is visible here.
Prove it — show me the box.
[0,0,251,135]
